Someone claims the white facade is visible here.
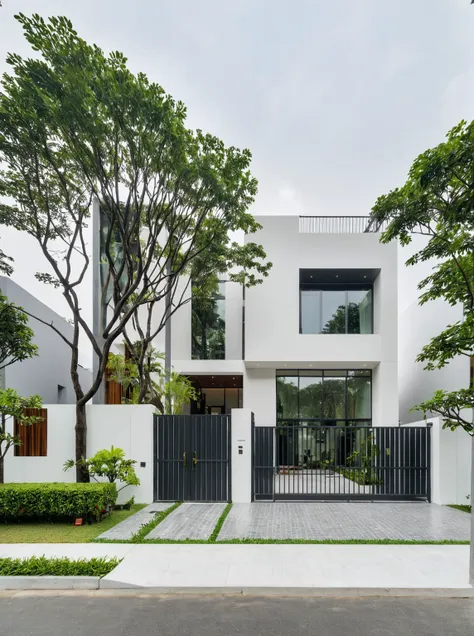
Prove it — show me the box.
[160,215,399,428]
[398,237,471,424]
[243,216,398,428]
[0,277,92,402]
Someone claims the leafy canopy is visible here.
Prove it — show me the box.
[370,120,474,434]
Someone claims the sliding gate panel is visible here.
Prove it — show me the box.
[155,414,231,502]
[252,424,431,502]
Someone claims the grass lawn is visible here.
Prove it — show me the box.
[448,504,472,514]
[0,504,147,543]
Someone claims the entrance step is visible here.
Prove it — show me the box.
[146,503,226,540]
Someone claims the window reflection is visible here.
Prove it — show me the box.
[276,369,372,425]
[192,282,226,359]
[300,286,373,334]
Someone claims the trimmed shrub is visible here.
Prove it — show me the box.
[0,483,117,521]
[0,555,120,577]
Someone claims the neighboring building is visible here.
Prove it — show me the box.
[397,236,471,424]
[0,277,92,402]
[155,215,398,429]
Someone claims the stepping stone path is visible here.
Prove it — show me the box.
[147,503,226,540]
[97,503,174,541]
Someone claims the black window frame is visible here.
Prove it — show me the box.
[299,282,374,335]
[276,369,372,426]
[191,280,226,360]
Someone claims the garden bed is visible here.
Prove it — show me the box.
[0,504,146,543]
[0,555,120,577]
[0,482,117,522]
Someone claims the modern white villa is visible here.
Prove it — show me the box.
[2,214,471,506]
[137,215,398,431]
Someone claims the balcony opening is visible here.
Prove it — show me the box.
[299,269,379,335]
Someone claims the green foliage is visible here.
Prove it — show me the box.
[370,120,474,434]
[0,504,146,543]
[192,284,225,360]
[0,555,121,577]
[0,13,271,471]
[0,482,117,520]
[447,505,471,514]
[0,292,38,370]
[0,389,43,482]
[107,350,197,414]
[64,447,139,493]
[345,434,382,485]
[209,502,232,542]
[106,353,139,400]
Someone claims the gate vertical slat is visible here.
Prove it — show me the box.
[251,424,430,502]
[154,414,230,502]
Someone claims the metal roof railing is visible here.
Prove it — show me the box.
[299,216,388,234]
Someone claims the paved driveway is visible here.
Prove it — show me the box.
[217,503,471,541]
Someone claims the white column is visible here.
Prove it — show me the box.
[231,408,253,503]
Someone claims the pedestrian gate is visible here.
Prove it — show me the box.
[154,414,231,502]
[252,424,431,501]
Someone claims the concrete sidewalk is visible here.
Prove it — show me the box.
[0,543,472,592]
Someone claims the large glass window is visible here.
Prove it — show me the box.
[300,286,373,334]
[192,282,226,360]
[276,369,371,425]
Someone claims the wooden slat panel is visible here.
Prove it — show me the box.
[14,408,47,456]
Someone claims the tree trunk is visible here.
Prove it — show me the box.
[0,455,4,484]
[75,402,89,483]
[164,260,172,414]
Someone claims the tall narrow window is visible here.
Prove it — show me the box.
[192,282,226,360]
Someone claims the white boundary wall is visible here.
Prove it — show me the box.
[4,405,155,504]
[406,418,472,506]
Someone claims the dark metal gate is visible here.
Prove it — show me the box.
[154,414,231,502]
[252,424,431,501]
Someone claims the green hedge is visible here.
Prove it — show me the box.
[0,556,120,577]
[0,483,117,521]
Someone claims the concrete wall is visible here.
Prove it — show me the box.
[406,418,472,506]
[231,408,252,503]
[398,236,471,424]
[243,368,276,428]
[0,277,92,402]
[4,404,155,503]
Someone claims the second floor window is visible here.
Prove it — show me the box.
[300,284,373,334]
[192,282,226,359]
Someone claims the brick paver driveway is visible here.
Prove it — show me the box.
[217,503,471,541]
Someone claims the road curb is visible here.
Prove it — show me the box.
[4,585,472,598]
[92,586,474,598]
[0,576,100,590]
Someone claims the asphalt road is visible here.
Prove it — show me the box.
[0,595,473,636]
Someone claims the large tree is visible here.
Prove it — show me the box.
[369,119,474,582]
[0,14,271,481]
[370,119,474,435]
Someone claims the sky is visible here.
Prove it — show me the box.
[0,0,473,364]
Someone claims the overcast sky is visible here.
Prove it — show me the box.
[0,0,473,364]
